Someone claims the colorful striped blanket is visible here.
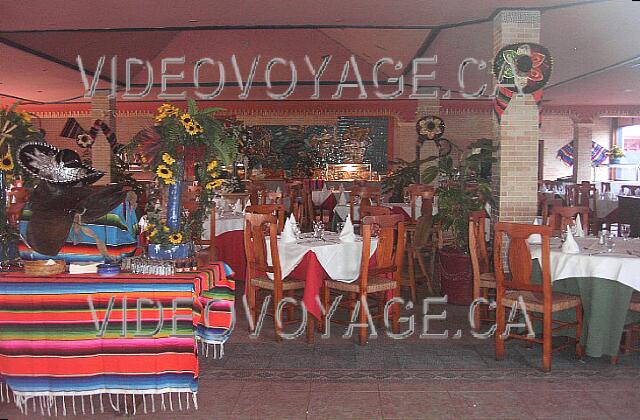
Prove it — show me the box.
[0,263,235,415]
[556,141,609,167]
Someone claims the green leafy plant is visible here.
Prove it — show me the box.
[382,156,438,202]
[421,139,496,250]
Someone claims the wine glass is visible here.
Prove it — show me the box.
[621,224,631,241]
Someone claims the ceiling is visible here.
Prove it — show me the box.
[1,0,639,106]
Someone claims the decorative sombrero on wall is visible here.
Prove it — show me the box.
[17,142,104,185]
[492,42,552,124]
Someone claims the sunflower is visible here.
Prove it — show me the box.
[180,113,194,127]
[163,177,176,185]
[162,152,176,165]
[168,232,183,244]
[148,229,158,238]
[185,123,203,136]
[158,103,173,114]
[205,179,224,190]
[0,152,14,171]
[154,113,167,123]
[162,226,170,233]
[206,160,218,172]
[144,223,155,232]
[17,111,32,123]
[156,164,173,179]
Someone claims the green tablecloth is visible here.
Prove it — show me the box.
[531,262,640,357]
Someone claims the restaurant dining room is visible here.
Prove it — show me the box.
[1,0,640,418]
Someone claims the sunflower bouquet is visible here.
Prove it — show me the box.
[129,99,241,245]
[142,213,192,247]
[0,103,45,183]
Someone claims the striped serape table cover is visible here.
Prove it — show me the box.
[0,262,235,416]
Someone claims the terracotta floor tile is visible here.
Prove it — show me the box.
[307,390,382,419]
[380,391,458,419]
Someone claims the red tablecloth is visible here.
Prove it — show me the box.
[216,230,246,280]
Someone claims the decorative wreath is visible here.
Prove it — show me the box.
[416,115,445,144]
[493,43,552,94]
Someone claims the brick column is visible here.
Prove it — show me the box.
[492,10,541,223]
[573,120,593,183]
[90,90,115,185]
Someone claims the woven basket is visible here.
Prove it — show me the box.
[22,260,66,276]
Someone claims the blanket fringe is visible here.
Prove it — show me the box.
[5,388,198,416]
[198,339,225,359]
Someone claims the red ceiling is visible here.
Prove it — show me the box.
[1,0,639,106]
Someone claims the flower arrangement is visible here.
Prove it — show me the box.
[608,145,625,159]
[0,103,45,182]
[129,99,240,246]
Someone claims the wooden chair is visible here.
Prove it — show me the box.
[548,206,589,235]
[322,214,404,345]
[266,191,283,204]
[405,184,435,222]
[600,182,611,195]
[539,180,559,192]
[244,213,309,341]
[541,197,563,226]
[493,222,583,372]
[614,293,640,363]
[246,181,267,204]
[404,190,437,300]
[359,205,391,217]
[564,183,593,207]
[349,186,381,223]
[620,185,640,196]
[469,210,496,330]
[245,204,285,233]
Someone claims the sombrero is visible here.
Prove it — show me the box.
[17,142,126,257]
[17,142,104,185]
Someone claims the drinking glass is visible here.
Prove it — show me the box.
[621,224,631,241]
[403,192,411,205]
[337,222,345,233]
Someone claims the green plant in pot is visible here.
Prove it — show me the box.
[421,139,496,304]
[382,156,438,202]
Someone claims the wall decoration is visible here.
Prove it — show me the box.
[60,118,125,164]
[556,141,609,167]
[335,116,389,173]
[416,115,445,144]
[492,43,552,124]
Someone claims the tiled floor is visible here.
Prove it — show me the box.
[2,287,640,419]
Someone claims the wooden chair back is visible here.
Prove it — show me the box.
[266,191,283,204]
[246,181,267,204]
[564,183,593,207]
[415,190,435,221]
[493,222,552,296]
[245,204,286,233]
[539,180,558,191]
[541,198,563,226]
[469,210,490,273]
[621,185,640,196]
[548,206,589,234]
[360,214,405,288]
[244,212,282,283]
[600,182,611,195]
[359,206,391,218]
[350,186,381,221]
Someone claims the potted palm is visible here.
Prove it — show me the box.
[421,139,495,304]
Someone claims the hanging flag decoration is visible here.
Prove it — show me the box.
[556,141,609,167]
[492,43,552,124]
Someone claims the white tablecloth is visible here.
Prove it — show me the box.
[267,232,377,282]
[530,237,640,292]
[201,214,244,240]
[591,199,618,219]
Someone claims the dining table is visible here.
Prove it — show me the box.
[266,231,378,321]
[529,236,640,357]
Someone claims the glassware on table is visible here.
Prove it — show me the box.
[336,222,345,233]
[621,224,631,241]
[313,221,325,239]
[605,232,615,252]
[403,192,411,205]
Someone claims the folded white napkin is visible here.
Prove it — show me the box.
[233,199,243,214]
[339,215,356,242]
[244,198,252,209]
[528,218,542,244]
[276,186,281,193]
[561,226,580,254]
[339,183,345,193]
[322,183,328,191]
[338,192,348,205]
[69,262,101,274]
[574,214,585,237]
[280,217,297,243]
